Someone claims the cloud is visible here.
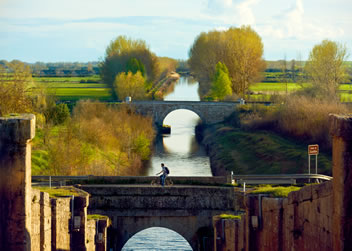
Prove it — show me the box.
[205,0,260,25]
[236,0,260,25]
[260,0,344,41]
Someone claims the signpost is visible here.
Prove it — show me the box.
[308,144,319,178]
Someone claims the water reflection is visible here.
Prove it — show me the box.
[163,76,200,101]
[145,109,211,176]
[122,227,192,251]
[144,76,212,176]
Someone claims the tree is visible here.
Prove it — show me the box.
[126,57,146,77]
[210,62,232,100]
[305,40,348,99]
[223,26,265,95]
[0,60,33,116]
[100,36,160,100]
[45,103,70,125]
[114,71,146,100]
[189,26,265,98]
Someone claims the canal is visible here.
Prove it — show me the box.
[123,76,210,250]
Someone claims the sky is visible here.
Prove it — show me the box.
[0,0,351,63]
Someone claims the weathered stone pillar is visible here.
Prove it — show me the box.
[0,114,35,251]
[330,114,352,251]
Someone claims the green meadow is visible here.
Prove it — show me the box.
[33,75,113,101]
[33,75,352,102]
[248,82,352,102]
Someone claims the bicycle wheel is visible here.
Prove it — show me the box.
[165,179,173,186]
[151,179,158,186]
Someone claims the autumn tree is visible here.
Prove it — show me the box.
[189,26,265,98]
[0,60,33,116]
[210,62,232,100]
[114,71,146,100]
[126,57,146,77]
[305,40,348,99]
[100,36,160,99]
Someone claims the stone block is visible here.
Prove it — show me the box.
[86,219,96,251]
[298,185,312,202]
[312,181,333,200]
[287,190,299,205]
[0,114,35,144]
[262,197,283,212]
[329,114,352,140]
[0,114,35,251]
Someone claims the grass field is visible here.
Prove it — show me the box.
[205,125,332,175]
[33,76,352,102]
[34,75,113,101]
[248,82,352,102]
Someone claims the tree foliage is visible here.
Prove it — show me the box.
[33,101,155,175]
[210,62,232,100]
[0,60,33,116]
[305,40,348,99]
[126,57,146,77]
[45,103,70,125]
[114,71,146,100]
[100,36,160,100]
[189,26,265,97]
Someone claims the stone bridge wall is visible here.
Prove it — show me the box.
[129,101,239,127]
[82,185,244,250]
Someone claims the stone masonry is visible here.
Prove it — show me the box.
[0,114,110,251]
[129,100,239,128]
[212,114,352,251]
[0,114,35,250]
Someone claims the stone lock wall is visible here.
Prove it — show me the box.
[213,114,352,251]
[30,188,110,251]
[214,181,333,251]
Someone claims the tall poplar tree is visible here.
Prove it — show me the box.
[210,62,232,100]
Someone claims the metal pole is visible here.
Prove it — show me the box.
[308,155,311,183]
[315,155,318,174]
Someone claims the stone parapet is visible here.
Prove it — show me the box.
[329,114,352,140]
[330,114,352,251]
[0,114,35,251]
[0,114,35,144]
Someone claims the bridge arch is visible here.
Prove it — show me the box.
[82,184,240,251]
[121,227,192,250]
[109,215,213,250]
[128,101,239,129]
[160,107,205,127]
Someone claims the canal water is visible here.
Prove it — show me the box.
[122,77,210,250]
[143,76,212,177]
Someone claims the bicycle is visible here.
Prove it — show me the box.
[151,176,173,186]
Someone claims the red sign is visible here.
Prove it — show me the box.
[308,144,319,155]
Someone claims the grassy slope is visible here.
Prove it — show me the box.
[248,82,352,102]
[204,124,332,176]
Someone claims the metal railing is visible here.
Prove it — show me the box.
[32,174,332,187]
[231,173,332,185]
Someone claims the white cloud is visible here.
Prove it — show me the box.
[259,0,345,42]
[236,0,260,25]
[205,0,260,25]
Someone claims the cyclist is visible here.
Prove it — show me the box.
[156,163,169,186]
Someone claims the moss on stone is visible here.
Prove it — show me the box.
[249,185,301,197]
[34,186,82,198]
[219,214,242,220]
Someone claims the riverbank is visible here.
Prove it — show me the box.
[202,123,332,176]
[151,72,180,99]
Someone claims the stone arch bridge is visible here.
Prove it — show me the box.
[80,183,243,251]
[128,101,239,128]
